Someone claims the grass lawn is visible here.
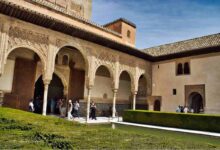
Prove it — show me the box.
[0,107,220,149]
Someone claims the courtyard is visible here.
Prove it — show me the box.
[0,107,220,149]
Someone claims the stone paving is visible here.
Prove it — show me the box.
[67,116,122,124]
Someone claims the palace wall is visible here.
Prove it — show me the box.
[152,52,220,114]
[0,14,152,113]
[0,59,14,92]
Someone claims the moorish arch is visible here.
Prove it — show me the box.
[1,47,45,111]
[188,92,204,113]
[55,45,87,101]
[136,74,148,109]
[1,45,46,75]
[117,70,132,114]
[137,74,148,98]
[34,73,64,114]
[55,43,89,76]
[92,65,113,116]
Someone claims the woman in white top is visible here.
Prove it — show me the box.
[67,100,73,120]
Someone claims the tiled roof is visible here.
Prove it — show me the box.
[144,33,220,56]
[104,18,136,28]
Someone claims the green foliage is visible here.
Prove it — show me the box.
[123,110,220,132]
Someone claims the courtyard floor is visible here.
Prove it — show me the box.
[1,107,220,149]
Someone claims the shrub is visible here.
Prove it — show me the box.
[123,110,220,133]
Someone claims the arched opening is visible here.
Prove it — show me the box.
[1,47,43,111]
[92,65,112,116]
[188,92,204,113]
[56,46,86,101]
[127,30,131,38]
[184,62,190,74]
[177,63,183,75]
[136,74,148,110]
[118,71,132,115]
[154,100,161,111]
[34,73,64,114]
[62,55,69,65]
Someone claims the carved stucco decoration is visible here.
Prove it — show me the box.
[6,26,48,71]
[93,50,116,80]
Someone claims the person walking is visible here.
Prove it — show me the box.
[90,101,97,120]
[73,100,80,118]
[67,100,73,120]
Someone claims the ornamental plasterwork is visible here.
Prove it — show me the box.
[8,26,48,58]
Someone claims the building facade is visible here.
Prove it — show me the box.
[0,0,219,119]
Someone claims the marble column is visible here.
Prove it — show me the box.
[132,91,137,110]
[42,80,50,116]
[112,89,118,118]
[86,86,92,122]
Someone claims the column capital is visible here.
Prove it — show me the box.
[132,91,138,95]
[112,89,118,93]
[43,79,51,85]
[87,85,93,90]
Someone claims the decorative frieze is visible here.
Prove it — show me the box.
[8,26,49,57]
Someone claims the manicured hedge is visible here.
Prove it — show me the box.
[123,110,220,133]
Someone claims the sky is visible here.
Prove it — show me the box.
[92,0,220,49]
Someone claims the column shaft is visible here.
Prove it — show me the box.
[132,93,137,110]
[42,83,49,116]
[86,88,91,122]
[112,90,117,118]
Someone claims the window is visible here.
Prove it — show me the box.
[62,55,69,65]
[177,63,183,75]
[176,62,190,75]
[127,30,131,38]
[173,89,177,95]
[184,62,190,74]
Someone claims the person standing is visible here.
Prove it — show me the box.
[67,100,73,120]
[184,106,188,113]
[74,100,80,118]
[29,99,35,112]
[90,101,97,120]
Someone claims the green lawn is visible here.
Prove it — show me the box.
[0,107,220,149]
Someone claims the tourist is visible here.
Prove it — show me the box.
[90,101,97,120]
[176,105,181,113]
[50,98,55,114]
[57,99,63,116]
[180,106,184,113]
[60,99,67,118]
[28,99,35,112]
[67,100,73,120]
[184,106,188,113]
[73,100,80,118]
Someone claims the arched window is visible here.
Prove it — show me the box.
[127,30,131,38]
[62,55,69,65]
[177,63,183,75]
[184,62,190,74]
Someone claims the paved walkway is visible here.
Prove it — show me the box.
[67,117,122,124]
[112,121,220,137]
